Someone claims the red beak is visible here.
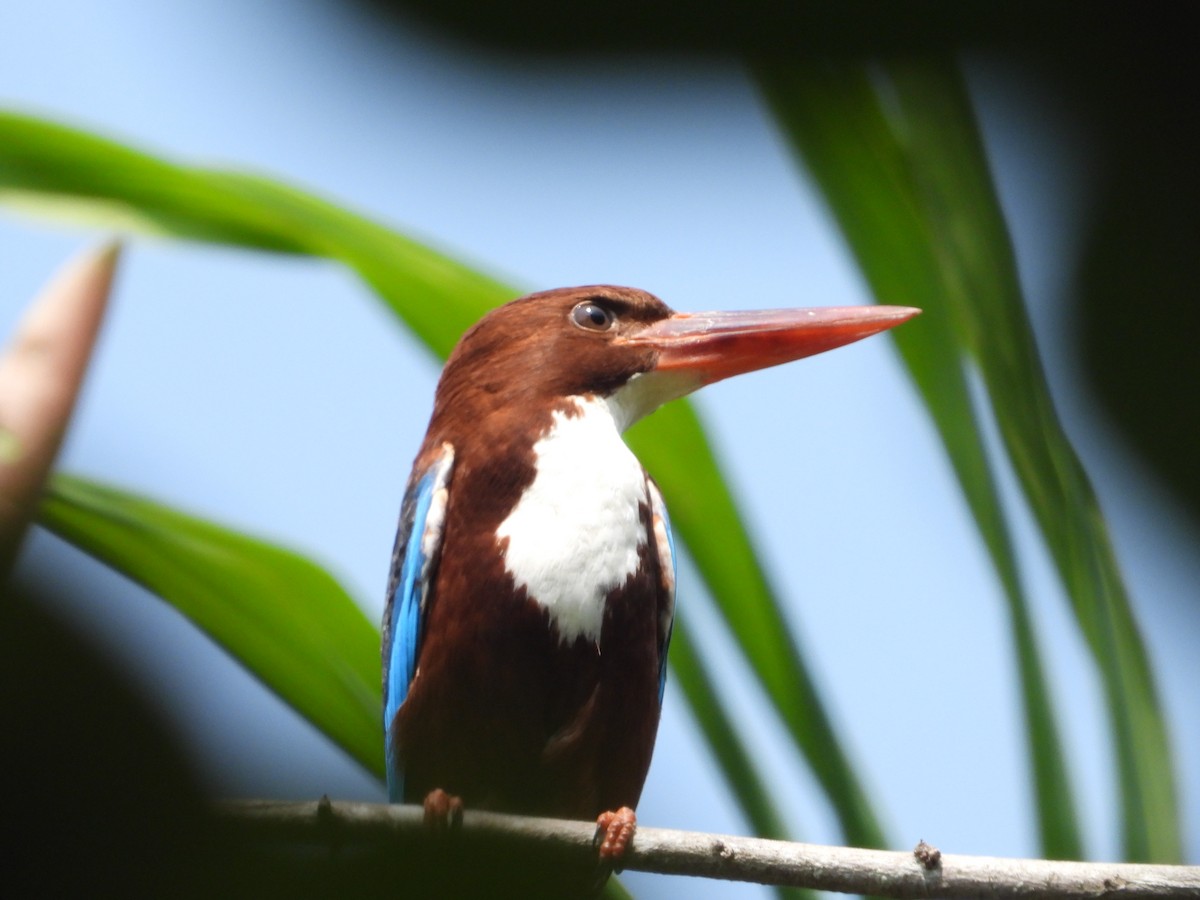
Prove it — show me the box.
[623,305,920,386]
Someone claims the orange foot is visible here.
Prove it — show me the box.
[422,788,464,832]
[595,806,637,864]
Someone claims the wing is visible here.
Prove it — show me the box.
[646,479,677,704]
[382,442,454,802]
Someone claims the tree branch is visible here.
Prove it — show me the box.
[218,798,1199,898]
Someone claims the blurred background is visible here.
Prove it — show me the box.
[2,2,1197,897]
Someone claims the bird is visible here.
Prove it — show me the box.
[381,285,917,888]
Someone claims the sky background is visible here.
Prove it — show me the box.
[3,2,1197,896]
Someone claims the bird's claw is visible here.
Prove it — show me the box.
[594,806,637,865]
[422,788,464,832]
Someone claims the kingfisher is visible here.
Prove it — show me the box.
[382,286,917,879]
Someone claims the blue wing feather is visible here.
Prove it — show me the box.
[382,444,454,802]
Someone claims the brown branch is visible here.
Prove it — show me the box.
[218,798,1200,898]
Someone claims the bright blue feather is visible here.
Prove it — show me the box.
[382,447,453,803]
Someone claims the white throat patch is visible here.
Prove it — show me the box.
[495,394,649,645]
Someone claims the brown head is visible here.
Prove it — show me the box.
[424,284,918,453]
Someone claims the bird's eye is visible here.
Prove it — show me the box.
[571,301,616,332]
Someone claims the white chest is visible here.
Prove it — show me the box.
[495,395,649,645]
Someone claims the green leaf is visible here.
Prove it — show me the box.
[2,110,887,847]
[628,405,886,849]
[600,875,634,900]
[755,57,1180,862]
[38,473,384,778]
[0,112,505,354]
[668,622,790,842]
[668,621,816,900]
[886,59,1180,863]
[752,59,1082,861]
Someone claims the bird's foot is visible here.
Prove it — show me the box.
[594,806,637,865]
[422,788,464,832]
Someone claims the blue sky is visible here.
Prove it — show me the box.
[3,1,1197,895]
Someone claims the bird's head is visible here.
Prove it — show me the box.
[427,285,918,440]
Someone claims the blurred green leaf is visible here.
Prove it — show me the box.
[39,473,384,777]
[755,57,1180,862]
[668,622,815,900]
[2,110,883,847]
[753,59,1082,861]
[628,404,885,848]
[601,875,634,900]
[668,624,790,842]
[885,59,1180,863]
[0,112,501,354]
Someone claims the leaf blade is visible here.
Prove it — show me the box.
[884,59,1180,862]
[38,473,384,778]
[755,56,1180,862]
